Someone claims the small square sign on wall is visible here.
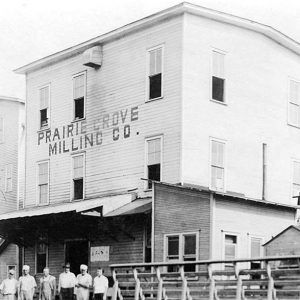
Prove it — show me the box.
[91,246,110,262]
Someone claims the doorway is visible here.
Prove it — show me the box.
[65,240,89,275]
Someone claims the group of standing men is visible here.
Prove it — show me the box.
[0,264,109,300]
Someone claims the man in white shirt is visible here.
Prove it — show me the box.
[58,263,76,300]
[93,268,108,300]
[0,269,18,300]
[76,265,92,300]
[18,265,37,300]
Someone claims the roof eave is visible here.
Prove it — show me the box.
[14,2,300,75]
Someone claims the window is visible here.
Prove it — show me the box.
[73,73,85,120]
[250,237,262,270]
[211,139,225,191]
[36,241,47,273]
[292,161,300,204]
[288,80,300,127]
[146,137,162,189]
[39,85,50,128]
[0,117,3,143]
[38,162,49,205]
[7,265,16,277]
[72,154,84,200]
[148,46,163,100]
[5,164,12,192]
[165,233,198,272]
[224,234,237,269]
[212,50,225,102]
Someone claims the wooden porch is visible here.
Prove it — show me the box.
[110,256,300,300]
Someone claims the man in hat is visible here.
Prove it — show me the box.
[18,265,37,300]
[0,269,18,300]
[39,267,56,300]
[75,265,92,300]
[58,263,76,300]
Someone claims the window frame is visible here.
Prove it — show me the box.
[0,116,4,144]
[71,152,86,201]
[287,78,300,128]
[146,44,164,102]
[36,160,50,206]
[210,48,227,105]
[7,265,16,277]
[209,137,226,192]
[72,71,87,121]
[35,241,48,274]
[4,164,13,193]
[164,232,199,263]
[144,135,163,190]
[38,84,51,130]
[248,234,264,268]
[222,231,239,269]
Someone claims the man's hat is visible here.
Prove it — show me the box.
[63,263,71,268]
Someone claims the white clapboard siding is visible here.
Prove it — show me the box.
[24,16,183,207]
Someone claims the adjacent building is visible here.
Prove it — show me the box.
[0,95,25,280]
[0,3,299,279]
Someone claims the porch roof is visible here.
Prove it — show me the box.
[0,192,135,221]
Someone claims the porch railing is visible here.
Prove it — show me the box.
[110,255,300,300]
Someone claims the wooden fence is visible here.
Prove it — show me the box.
[110,255,300,300]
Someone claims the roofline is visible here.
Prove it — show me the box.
[0,95,25,104]
[263,225,300,246]
[14,2,300,75]
[152,180,298,210]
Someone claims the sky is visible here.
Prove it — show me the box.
[0,0,299,99]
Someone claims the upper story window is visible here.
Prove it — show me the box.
[0,117,4,143]
[288,79,300,127]
[39,85,50,129]
[38,161,49,205]
[211,139,225,191]
[148,46,163,101]
[5,164,12,192]
[145,136,162,189]
[72,154,85,200]
[212,50,225,103]
[292,160,300,203]
[73,73,86,120]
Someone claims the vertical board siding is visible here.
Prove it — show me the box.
[153,184,211,262]
[24,16,183,207]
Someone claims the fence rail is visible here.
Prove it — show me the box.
[110,255,300,300]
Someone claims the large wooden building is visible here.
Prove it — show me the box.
[0,96,25,280]
[0,3,299,279]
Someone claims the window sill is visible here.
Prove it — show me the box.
[72,117,86,123]
[37,202,49,207]
[210,99,227,106]
[146,96,164,103]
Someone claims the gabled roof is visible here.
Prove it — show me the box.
[14,2,300,75]
[263,225,300,246]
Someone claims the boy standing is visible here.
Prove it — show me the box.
[93,268,108,300]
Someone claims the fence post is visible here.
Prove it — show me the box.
[234,262,242,300]
[111,268,119,300]
[156,266,163,300]
[133,267,140,300]
[266,261,274,300]
[208,264,215,300]
[179,265,187,300]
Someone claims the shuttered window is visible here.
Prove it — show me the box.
[288,80,300,127]
[73,73,85,120]
[211,140,225,191]
[148,47,163,100]
[146,137,162,189]
[36,241,48,273]
[40,86,50,128]
[38,162,49,205]
[292,161,300,203]
[212,50,225,102]
[5,164,13,192]
[73,154,84,200]
[250,237,262,271]
[0,117,3,143]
